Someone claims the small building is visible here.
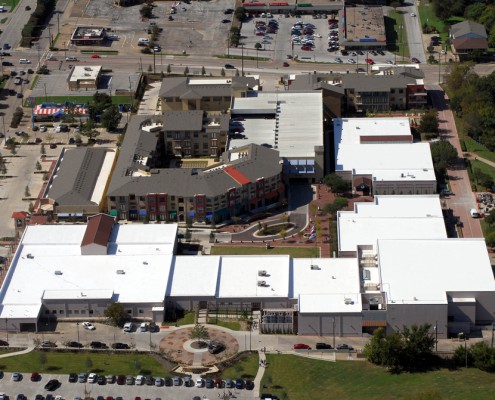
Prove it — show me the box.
[68,65,102,90]
[334,117,436,195]
[450,20,488,59]
[341,6,387,50]
[70,26,107,46]
[40,148,117,219]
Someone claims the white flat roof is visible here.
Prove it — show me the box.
[338,195,447,253]
[0,224,178,318]
[334,118,436,182]
[335,117,412,145]
[217,255,290,299]
[168,256,220,297]
[70,65,102,82]
[292,258,361,313]
[90,150,116,204]
[378,239,495,305]
[231,91,323,158]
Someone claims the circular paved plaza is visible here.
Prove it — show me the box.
[159,327,239,366]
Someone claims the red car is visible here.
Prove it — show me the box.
[365,58,374,64]
[293,343,311,350]
[91,54,101,58]
[301,45,313,51]
[31,372,40,381]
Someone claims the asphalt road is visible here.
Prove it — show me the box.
[401,3,426,64]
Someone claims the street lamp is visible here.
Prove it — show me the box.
[332,317,336,349]
[76,322,80,343]
[434,321,438,352]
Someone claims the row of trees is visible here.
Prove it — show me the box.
[445,64,495,151]
[21,0,56,47]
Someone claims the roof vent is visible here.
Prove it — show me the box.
[344,297,354,305]
[257,280,266,287]
[258,270,267,276]
[143,261,148,265]
[310,265,320,270]
[27,253,34,259]
[54,270,63,275]
[116,269,125,274]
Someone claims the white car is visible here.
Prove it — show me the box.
[411,12,416,17]
[135,375,144,385]
[0,394,5,400]
[347,58,356,64]
[87,373,97,384]
[441,49,446,54]
[195,378,204,388]
[82,321,95,330]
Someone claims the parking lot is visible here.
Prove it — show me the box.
[237,12,401,65]
[0,371,255,400]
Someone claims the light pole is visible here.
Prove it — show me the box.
[434,321,437,352]
[332,317,335,349]
[5,318,7,342]
[76,322,80,343]
[464,337,468,368]
[491,322,494,348]
[241,45,244,76]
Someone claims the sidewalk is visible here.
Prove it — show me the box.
[0,345,35,358]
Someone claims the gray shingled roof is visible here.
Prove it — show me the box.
[46,148,110,206]
[162,110,204,131]
[450,20,487,39]
[107,116,281,198]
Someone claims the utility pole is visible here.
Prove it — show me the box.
[434,321,438,352]
[153,50,156,74]
[438,50,441,84]
[241,45,244,76]
[332,317,336,349]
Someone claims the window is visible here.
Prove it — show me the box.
[120,212,126,220]
[52,310,57,314]
[159,205,166,212]
[129,194,136,201]
[119,204,126,211]
[149,197,155,202]
[89,310,94,315]
[178,197,184,203]
[127,310,132,314]
[150,213,156,221]
[159,197,166,202]
[74,310,79,314]
[60,310,64,314]
[81,310,86,314]
[399,89,404,94]
[179,206,184,212]
[150,206,156,212]
[139,196,145,201]
[194,132,198,138]
[139,309,144,314]
[45,310,49,315]
[68,310,72,314]
[196,198,203,204]
[110,196,116,201]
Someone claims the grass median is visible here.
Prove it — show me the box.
[261,354,495,400]
[0,351,167,376]
[210,246,319,258]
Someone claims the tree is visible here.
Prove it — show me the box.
[133,359,142,373]
[140,4,153,18]
[278,228,287,240]
[104,302,128,327]
[28,202,34,213]
[323,173,351,194]
[470,341,495,372]
[400,324,436,371]
[35,160,42,171]
[40,144,46,156]
[85,357,93,370]
[184,66,189,76]
[90,92,112,120]
[473,168,494,189]
[80,118,100,141]
[323,197,348,216]
[419,109,439,135]
[221,68,225,77]
[189,324,210,345]
[234,6,246,22]
[25,185,31,197]
[167,64,171,74]
[430,140,458,179]
[201,66,206,76]
[39,352,47,370]
[101,105,121,132]
[44,133,54,143]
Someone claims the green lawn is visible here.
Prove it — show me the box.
[418,0,464,44]
[261,355,495,400]
[462,137,495,164]
[26,95,133,107]
[385,10,409,59]
[0,351,168,376]
[207,318,242,331]
[210,246,319,258]
[222,352,259,380]
[467,159,495,192]
[162,311,195,326]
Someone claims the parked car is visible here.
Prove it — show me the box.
[245,380,255,390]
[116,375,126,385]
[68,341,83,348]
[411,57,420,63]
[97,375,106,385]
[205,378,214,388]
[316,342,333,349]
[68,373,77,383]
[31,372,41,381]
[90,54,101,58]
[154,377,164,386]
[225,379,234,389]
[41,341,56,348]
[173,376,181,386]
[336,344,354,350]
[78,373,87,383]
[164,377,173,386]
[293,343,311,350]
[111,342,130,349]
[126,376,134,385]
[195,378,203,388]
[235,379,244,389]
[49,143,57,149]
[214,378,224,388]
[224,64,235,69]
[12,372,22,381]
[135,375,144,385]
[145,375,154,385]
[184,376,192,387]
[44,379,60,391]
[82,321,95,330]
[90,341,106,349]
[87,373,97,384]
[208,341,224,354]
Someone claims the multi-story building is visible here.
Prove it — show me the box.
[107,116,284,223]
[160,110,230,158]
[159,76,259,112]
[289,67,427,116]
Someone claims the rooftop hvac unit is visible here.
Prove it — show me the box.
[344,297,354,305]
[310,265,320,270]
[258,270,267,276]
[116,269,125,274]
[54,270,62,275]
[26,253,34,259]
[257,280,266,287]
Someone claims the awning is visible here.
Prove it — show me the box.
[188,211,195,217]
[206,212,213,218]
[169,211,177,216]
[74,213,83,217]
[109,210,118,217]
[129,210,138,215]
[362,320,387,327]
[57,213,70,217]
[40,204,54,211]
[139,209,147,216]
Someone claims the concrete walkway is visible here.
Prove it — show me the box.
[0,345,35,358]
[253,350,265,399]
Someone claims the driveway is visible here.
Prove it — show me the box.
[428,87,483,238]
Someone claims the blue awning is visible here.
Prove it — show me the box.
[57,213,70,217]
[188,211,195,217]
[139,209,147,216]
[206,212,213,217]
[129,210,138,215]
